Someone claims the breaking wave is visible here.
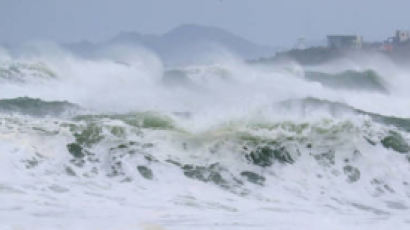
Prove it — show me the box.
[305,70,388,92]
[0,97,80,117]
[1,45,410,230]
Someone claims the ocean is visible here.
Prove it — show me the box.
[0,46,409,230]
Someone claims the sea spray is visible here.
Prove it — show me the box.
[1,45,410,230]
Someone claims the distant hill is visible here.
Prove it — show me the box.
[65,25,278,65]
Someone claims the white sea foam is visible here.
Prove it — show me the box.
[0,45,410,230]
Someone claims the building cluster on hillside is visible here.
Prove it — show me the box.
[325,30,410,52]
[271,29,410,66]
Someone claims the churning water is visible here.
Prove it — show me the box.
[1,45,410,230]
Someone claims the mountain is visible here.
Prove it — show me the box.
[65,25,278,65]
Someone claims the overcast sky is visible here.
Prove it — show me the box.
[0,0,409,47]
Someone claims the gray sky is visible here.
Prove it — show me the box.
[0,0,409,47]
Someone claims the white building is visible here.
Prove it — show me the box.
[394,30,410,44]
[327,35,363,49]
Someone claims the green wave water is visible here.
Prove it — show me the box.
[305,70,388,92]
